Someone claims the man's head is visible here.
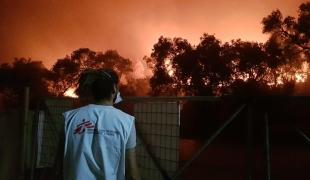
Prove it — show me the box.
[91,69,119,103]
[75,69,98,99]
[75,69,119,104]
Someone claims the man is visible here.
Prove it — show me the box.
[62,69,141,180]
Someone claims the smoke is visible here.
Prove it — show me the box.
[0,0,304,74]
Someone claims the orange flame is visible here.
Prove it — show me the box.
[64,88,78,98]
[164,58,175,76]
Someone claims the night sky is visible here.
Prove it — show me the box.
[0,0,306,77]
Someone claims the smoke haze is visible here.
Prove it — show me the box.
[0,0,306,77]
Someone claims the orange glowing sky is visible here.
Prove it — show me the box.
[0,0,307,75]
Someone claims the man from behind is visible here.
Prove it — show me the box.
[62,69,141,180]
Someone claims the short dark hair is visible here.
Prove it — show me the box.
[75,69,98,98]
[91,69,119,102]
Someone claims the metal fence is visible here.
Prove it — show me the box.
[35,99,74,168]
[25,96,310,180]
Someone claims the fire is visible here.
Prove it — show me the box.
[266,61,309,86]
[64,88,78,98]
[295,73,307,83]
[280,62,308,84]
[295,62,309,83]
[186,78,191,85]
[164,58,175,76]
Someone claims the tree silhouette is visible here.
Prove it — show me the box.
[148,35,233,96]
[148,34,271,96]
[48,48,134,96]
[148,36,179,95]
[0,2,308,102]
[262,2,310,64]
[148,2,309,96]
[261,2,310,94]
[194,34,232,95]
[0,58,52,108]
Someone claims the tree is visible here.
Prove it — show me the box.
[148,34,268,96]
[48,48,134,96]
[148,35,232,96]
[148,36,180,95]
[261,2,310,94]
[262,2,310,65]
[148,2,309,97]
[0,58,52,108]
[145,2,309,140]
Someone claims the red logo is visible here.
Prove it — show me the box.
[74,119,95,134]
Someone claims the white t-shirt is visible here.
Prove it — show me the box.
[63,104,136,180]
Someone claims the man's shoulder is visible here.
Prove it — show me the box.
[63,104,134,122]
[110,107,134,121]
[63,105,89,118]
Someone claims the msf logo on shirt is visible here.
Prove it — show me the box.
[74,119,95,134]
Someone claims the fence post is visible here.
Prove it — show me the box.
[246,103,253,180]
[264,112,271,180]
[20,86,30,180]
[30,108,40,180]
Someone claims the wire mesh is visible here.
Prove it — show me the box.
[134,102,180,180]
[35,99,74,167]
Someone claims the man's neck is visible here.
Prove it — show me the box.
[95,99,113,106]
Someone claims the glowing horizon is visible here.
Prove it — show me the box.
[0,0,306,75]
